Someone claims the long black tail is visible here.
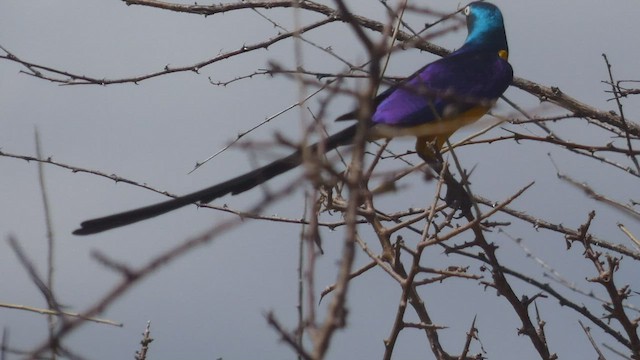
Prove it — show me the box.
[73,124,358,235]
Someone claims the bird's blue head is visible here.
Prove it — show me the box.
[458,2,509,59]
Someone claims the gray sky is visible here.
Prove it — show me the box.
[2,1,640,359]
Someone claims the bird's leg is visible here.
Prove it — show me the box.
[415,137,472,217]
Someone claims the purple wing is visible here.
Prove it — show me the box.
[342,51,512,128]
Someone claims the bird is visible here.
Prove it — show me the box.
[73,2,513,235]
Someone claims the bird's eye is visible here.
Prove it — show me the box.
[463,6,471,16]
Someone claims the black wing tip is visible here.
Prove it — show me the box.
[72,216,130,236]
[335,111,355,122]
[72,225,99,236]
[72,221,107,236]
[72,227,91,236]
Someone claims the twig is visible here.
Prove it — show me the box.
[134,322,153,360]
[602,53,640,174]
[458,316,479,360]
[0,303,122,327]
[266,312,313,360]
[35,129,59,354]
[579,320,607,360]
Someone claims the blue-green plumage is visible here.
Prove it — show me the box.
[74,2,513,235]
[461,2,509,54]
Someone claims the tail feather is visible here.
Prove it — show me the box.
[73,124,358,235]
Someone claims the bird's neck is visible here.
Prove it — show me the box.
[456,28,508,57]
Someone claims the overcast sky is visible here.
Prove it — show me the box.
[2,1,640,359]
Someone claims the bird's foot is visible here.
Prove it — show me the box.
[443,176,472,218]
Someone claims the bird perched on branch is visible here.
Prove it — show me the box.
[74,2,513,235]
